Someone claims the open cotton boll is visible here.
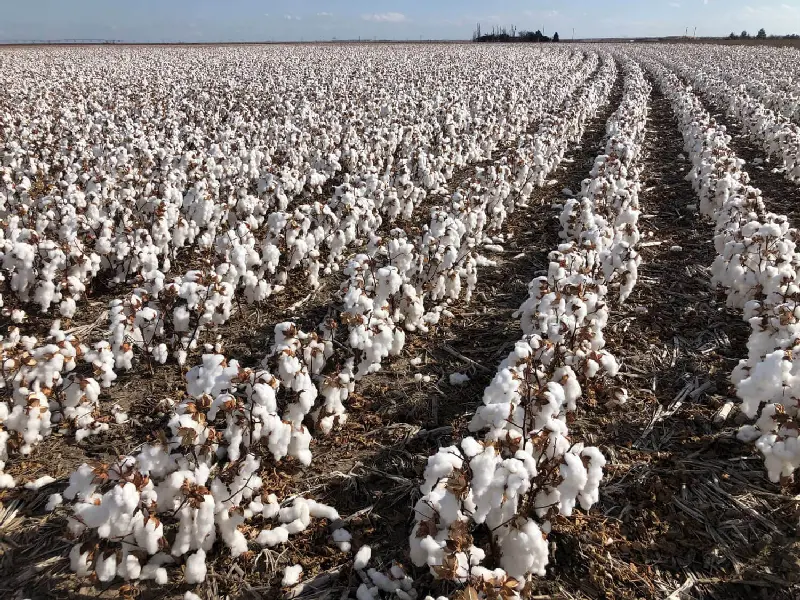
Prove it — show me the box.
[46,493,64,511]
[282,564,303,586]
[356,584,375,600]
[118,553,142,581]
[256,526,289,547]
[59,298,77,318]
[498,518,549,579]
[307,499,339,521]
[368,568,401,593]
[95,552,118,582]
[69,545,92,577]
[449,373,470,385]
[24,475,55,490]
[0,473,16,489]
[354,544,372,570]
[184,550,207,584]
[332,527,352,551]
[185,593,202,600]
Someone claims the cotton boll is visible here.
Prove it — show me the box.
[69,544,92,577]
[498,518,549,578]
[368,568,400,592]
[185,550,207,584]
[307,499,339,521]
[119,553,142,581]
[0,473,16,488]
[262,495,281,520]
[59,298,77,318]
[282,564,303,586]
[152,343,169,364]
[95,552,118,582]
[141,554,173,583]
[354,545,372,570]
[46,493,64,511]
[256,526,290,547]
[449,373,470,385]
[218,509,248,557]
[24,475,55,490]
[356,583,375,600]
[332,527,352,551]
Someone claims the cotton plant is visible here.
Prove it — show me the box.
[60,343,343,584]
[0,320,111,479]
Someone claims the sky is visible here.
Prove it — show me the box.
[1,0,799,43]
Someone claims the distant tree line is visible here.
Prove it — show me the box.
[472,24,560,43]
[728,28,799,40]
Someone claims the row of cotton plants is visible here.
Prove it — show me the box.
[665,44,800,125]
[408,58,650,598]
[642,57,800,483]
[21,54,621,585]
[0,45,585,325]
[638,46,800,185]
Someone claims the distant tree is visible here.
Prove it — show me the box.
[757,28,767,39]
[553,31,560,42]
[786,33,800,39]
[741,30,750,38]
[728,32,738,39]
[474,23,551,43]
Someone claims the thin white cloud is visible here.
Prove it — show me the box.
[669,2,681,7]
[317,12,333,17]
[523,9,560,18]
[283,14,301,20]
[361,12,408,23]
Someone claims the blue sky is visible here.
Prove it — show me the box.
[1,0,799,42]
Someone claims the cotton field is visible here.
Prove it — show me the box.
[1,43,799,600]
